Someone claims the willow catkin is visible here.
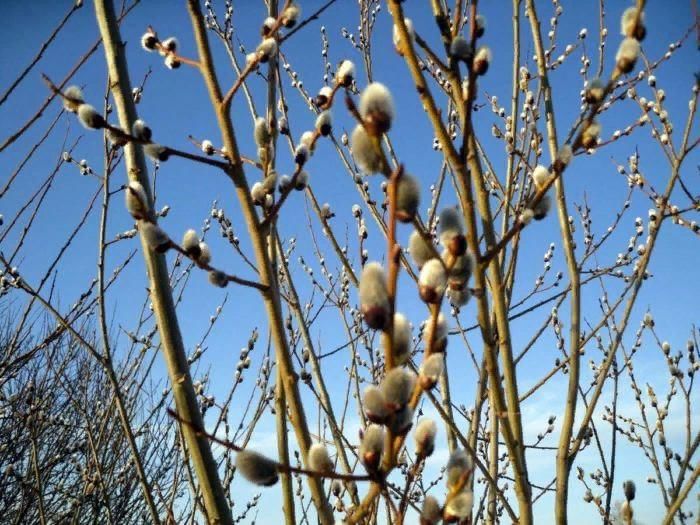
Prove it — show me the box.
[419,259,447,304]
[235,450,279,487]
[359,82,394,135]
[414,418,437,457]
[381,367,416,410]
[351,124,383,174]
[307,443,334,474]
[359,262,390,329]
[359,424,384,470]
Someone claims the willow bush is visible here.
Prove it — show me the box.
[1,0,698,523]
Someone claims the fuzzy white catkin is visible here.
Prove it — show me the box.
[278,116,289,134]
[141,32,158,52]
[282,3,301,27]
[294,144,309,166]
[582,121,601,148]
[106,128,127,148]
[423,312,447,348]
[475,14,487,36]
[414,419,437,457]
[585,78,606,103]
[351,124,382,174]
[294,171,309,191]
[359,82,395,133]
[420,495,442,524]
[320,203,333,219]
[164,55,181,70]
[235,450,279,486]
[532,194,552,221]
[257,38,278,61]
[447,286,471,307]
[160,37,178,55]
[620,7,644,37]
[360,424,384,467]
[381,367,416,408]
[140,222,169,252]
[450,36,471,62]
[616,38,640,73]
[445,491,474,520]
[392,313,412,365]
[316,85,333,105]
[531,165,551,189]
[419,259,447,303]
[419,353,445,389]
[126,181,149,219]
[447,250,473,284]
[278,174,292,192]
[388,405,414,435]
[409,230,434,269]
[62,86,84,113]
[257,146,269,167]
[519,208,535,225]
[336,60,355,86]
[307,443,334,473]
[359,262,390,329]
[197,242,211,265]
[557,144,573,166]
[254,117,270,147]
[363,385,388,423]
[251,182,266,204]
[315,110,333,135]
[201,140,215,155]
[262,173,277,194]
[182,229,200,253]
[132,119,152,141]
[208,270,227,288]
[262,17,276,33]
[395,174,420,222]
[144,143,169,162]
[331,480,342,497]
[473,46,492,75]
[438,207,464,246]
[77,104,105,129]
[300,131,316,149]
[446,448,473,490]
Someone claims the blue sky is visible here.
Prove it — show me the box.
[1,1,698,523]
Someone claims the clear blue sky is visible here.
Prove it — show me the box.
[1,1,698,523]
